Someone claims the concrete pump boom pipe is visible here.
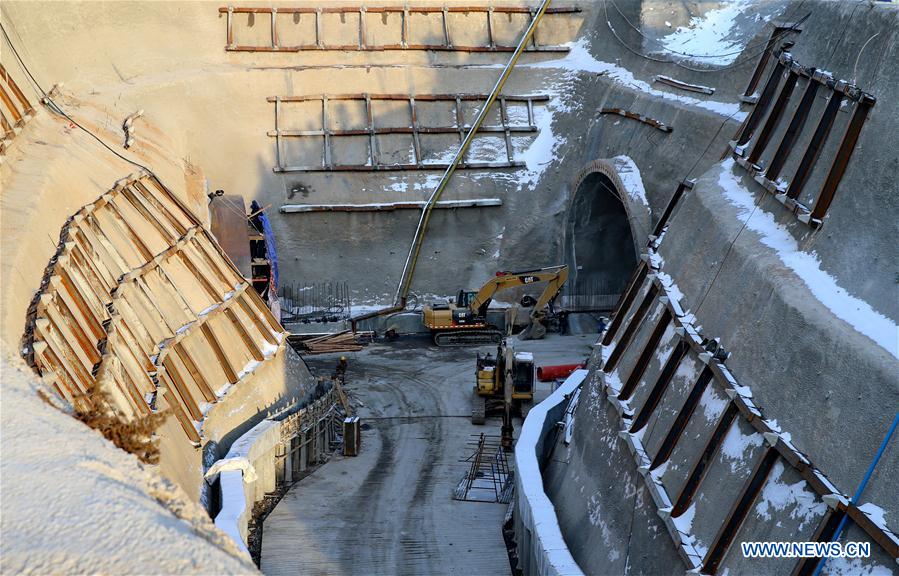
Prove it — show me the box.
[393,0,554,308]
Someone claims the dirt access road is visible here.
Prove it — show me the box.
[261,334,595,576]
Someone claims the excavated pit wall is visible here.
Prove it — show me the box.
[0,0,774,308]
[540,2,899,574]
[2,0,896,571]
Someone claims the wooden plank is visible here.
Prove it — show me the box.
[225,307,265,362]
[124,183,181,241]
[238,295,278,346]
[0,62,34,115]
[49,275,104,343]
[173,342,216,403]
[35,319,92,395]
[76,219,127,283]
[201,322,238,384]
[0,82,23,123]
[41,297,98,372]
[157,372,202,443]
[33,341,79,402]
[161,355,203,420]
[107,198,156,261]
[132,180,190,235]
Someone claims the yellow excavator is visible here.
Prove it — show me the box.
[472,340,535,435]
[421,265,569,346]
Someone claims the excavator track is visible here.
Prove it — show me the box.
[433,329,503,347]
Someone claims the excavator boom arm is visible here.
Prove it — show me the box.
[468,265,569,315]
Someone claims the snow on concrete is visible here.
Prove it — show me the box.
[0,355,255,574]
[717,159,898,360]
[721,422,764,473]
[858,503,890,532]
[823,557,893,576]
[656,270,685,307]
[514,369,589,576]
[653,325,678,366]
[672,502,709,559]
[564,387,582,445]
[612,155,649,207]
[754,460,827,531]
[529,39,747,121]
[605,367,624,395]
[515,98,567,189]
[658,1,763,66]
[670,355,700,391]
[699,386,728,423]
[207,418,281,557]
[215,470,250,556]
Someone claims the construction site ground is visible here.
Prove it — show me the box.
[261,333,595,576]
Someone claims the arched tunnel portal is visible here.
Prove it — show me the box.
[564,166,640,312]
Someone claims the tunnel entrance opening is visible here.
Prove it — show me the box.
[565,171,637,312]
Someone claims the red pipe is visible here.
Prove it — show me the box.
[537,363,584,382]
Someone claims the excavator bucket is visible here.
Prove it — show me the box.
[518,319,547,340]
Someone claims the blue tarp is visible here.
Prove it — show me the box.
[251,200,279,291]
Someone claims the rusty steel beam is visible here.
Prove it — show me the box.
[654,75,715,95]
[650,366,714,470]
[702,449,780,574]
[602,262,648,346]
[671,403,740,517]
[765,74,820,182]
[786,87,844,200]
[737,49,789,146]
[652,179,694,238]
[747,67,799,165]
[601,107,673,133]
[619,307,673,400]
[775,51,871,103]
[603,283,658,373]
[630,339,690,433]
[811,93,875,222]
[742,26,802,100]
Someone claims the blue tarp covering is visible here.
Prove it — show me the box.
[251,200,279,291]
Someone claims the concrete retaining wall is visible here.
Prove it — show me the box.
[513,369,588,576]
[207,382,341,555]
[208,419,282,556]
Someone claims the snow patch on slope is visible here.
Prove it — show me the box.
[528,39,746,121]
[717,159,898,359]
[658,1,761,66]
